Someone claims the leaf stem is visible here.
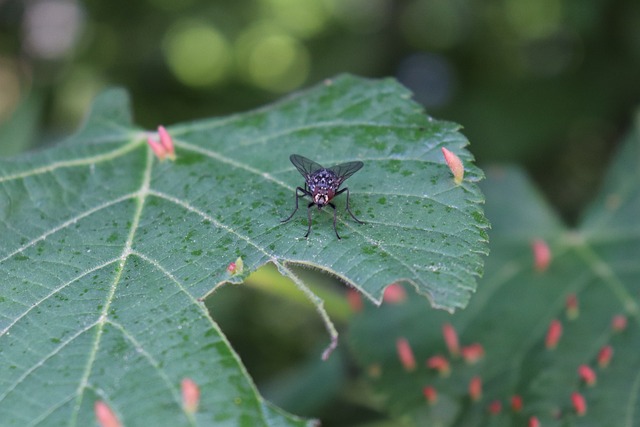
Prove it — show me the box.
[276,263,340,360]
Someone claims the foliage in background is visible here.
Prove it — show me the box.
[348,113,640,426]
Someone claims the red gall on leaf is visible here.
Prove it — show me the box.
[441,147,464,184]
[545,319,562,350]
[571,391,587,416]
[488,400,502,415]
[423,386,438,404]
[181,378,200,414]
[461,343,484,364]
[396,338,417,371]
[565,293,579,320]
[598,345,613,368]
[346,288,363,312]
[95,401,121,427]
[612,314,627,332]
[469,376,482,401]
[147,137,166,159]
[426,355,450,376]
[578,364,597,386]
[531,238,551,272]
[227,257,244,276]
[511,395,523,412]
[383,283,407,304]
[147,125,176,161]
[158,126,174,152]
[529,416,540,427]
[442,323,460,357]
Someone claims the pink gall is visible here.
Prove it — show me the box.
[441,147,464,184]
[95,401,121,427]
[396,338,416,371]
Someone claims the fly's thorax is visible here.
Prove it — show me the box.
[308,169,339,206]
[307,169,338,192]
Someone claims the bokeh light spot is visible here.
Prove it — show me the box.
[163,20,232,87]
[23,0,85,60]
[54,65,104,126]
[236,25,309,93]
[397,53,455,108]
[504,0,563,40]
[0,60,22,121]
[260,0,329,38]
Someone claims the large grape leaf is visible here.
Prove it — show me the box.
[0,75,487,426]
[347,113,640,426]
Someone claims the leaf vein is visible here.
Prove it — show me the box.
[0,258,119,337]
[0,193,138,264]
[0,139,141,183]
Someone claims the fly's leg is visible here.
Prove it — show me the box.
[336,187,364,224]
[329,202,341,239]
[281,187,311,223]
[305,202,314,238]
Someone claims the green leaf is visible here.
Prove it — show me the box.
[347,114,640,426]
[0,74,487,425]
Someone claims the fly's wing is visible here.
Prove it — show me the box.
[328,160,364,186]
[290,154,324,179]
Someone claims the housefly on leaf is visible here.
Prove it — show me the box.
[281,154,364,239]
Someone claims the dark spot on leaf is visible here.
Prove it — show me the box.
[471,211,486,224]
[106,233,119,243]
[175,152,206,166]
[183,229,196,242]
[370,141,386,151]
[361,245,376,255]
[191,249,202,256]
[383,160,402,173]
[377,197,386,205]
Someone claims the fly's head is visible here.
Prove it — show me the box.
[308,169,339,207]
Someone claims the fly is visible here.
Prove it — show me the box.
[281,154,364,239]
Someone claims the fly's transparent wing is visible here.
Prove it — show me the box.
[290,154,324,179]
[328,161,364,186]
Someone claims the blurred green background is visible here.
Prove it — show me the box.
[1,0,639,424]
